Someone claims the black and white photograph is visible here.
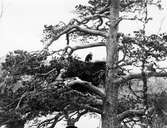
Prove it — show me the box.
[1,0,167,128]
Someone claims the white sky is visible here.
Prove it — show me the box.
[24,113,101,128]
[0,0,167,127]
[1,0,167,59]
[0,0,88,56]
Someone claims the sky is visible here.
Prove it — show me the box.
[0,0,89,56]
[0,0,167,127]
[1,0,167,60]
[24,114,101,128]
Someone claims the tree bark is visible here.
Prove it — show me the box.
[102,0,120,128]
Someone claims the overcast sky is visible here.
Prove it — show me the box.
[0,0,167,60]
[0,0,88,56]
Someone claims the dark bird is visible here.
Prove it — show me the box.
[85,52,93,62]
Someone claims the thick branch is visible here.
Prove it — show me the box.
[76,103,102,114]
[114,71,167,84]
[62,89,103,106]
[44,25,107,49]
[68,42,105,55]
[67,77,106,98]
[72,25,108,37]
[118,109,144,121]
[72,42,105,50]
[50,42,105,55]
[117,107,154,121]
[76,14,109,24]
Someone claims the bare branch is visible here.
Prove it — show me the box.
[49,42,105,56]
[36,68,57,76]
[114,71,167,84]
[128,84,142,100]
[73,41,105,50]
[72,25,108,37]
[68,42,105,55]
[37,113,63,128]
[74,110,88,122]
[117,107,154,121]
[76,13,109,24]
[44,24,107,50]
[117,109,145,121]
[43,38,55,50]
[48,114,64,128]
[15,92,27,110]
[121,16,137,21]
[37,117,55,128]
[117,43,126,64]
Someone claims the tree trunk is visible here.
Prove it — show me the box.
[102,0,120,128]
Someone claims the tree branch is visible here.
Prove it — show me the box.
[36,68,57,76]
[76,103,102,114]
[44,24,107,50]
[48,113,64,128]
[68,42,105,55]
[37,113,63,128]
[72,25,108,37]
[114,71,167,84]
[15,92,27,110]
[117,107,154,121]
[72,41,105,50]
[67,77,106,98]
[49,42,105,56]
[76,14,109,24]
[61,89,103,106]
[74,110,88,122]
[117,109,144,121]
